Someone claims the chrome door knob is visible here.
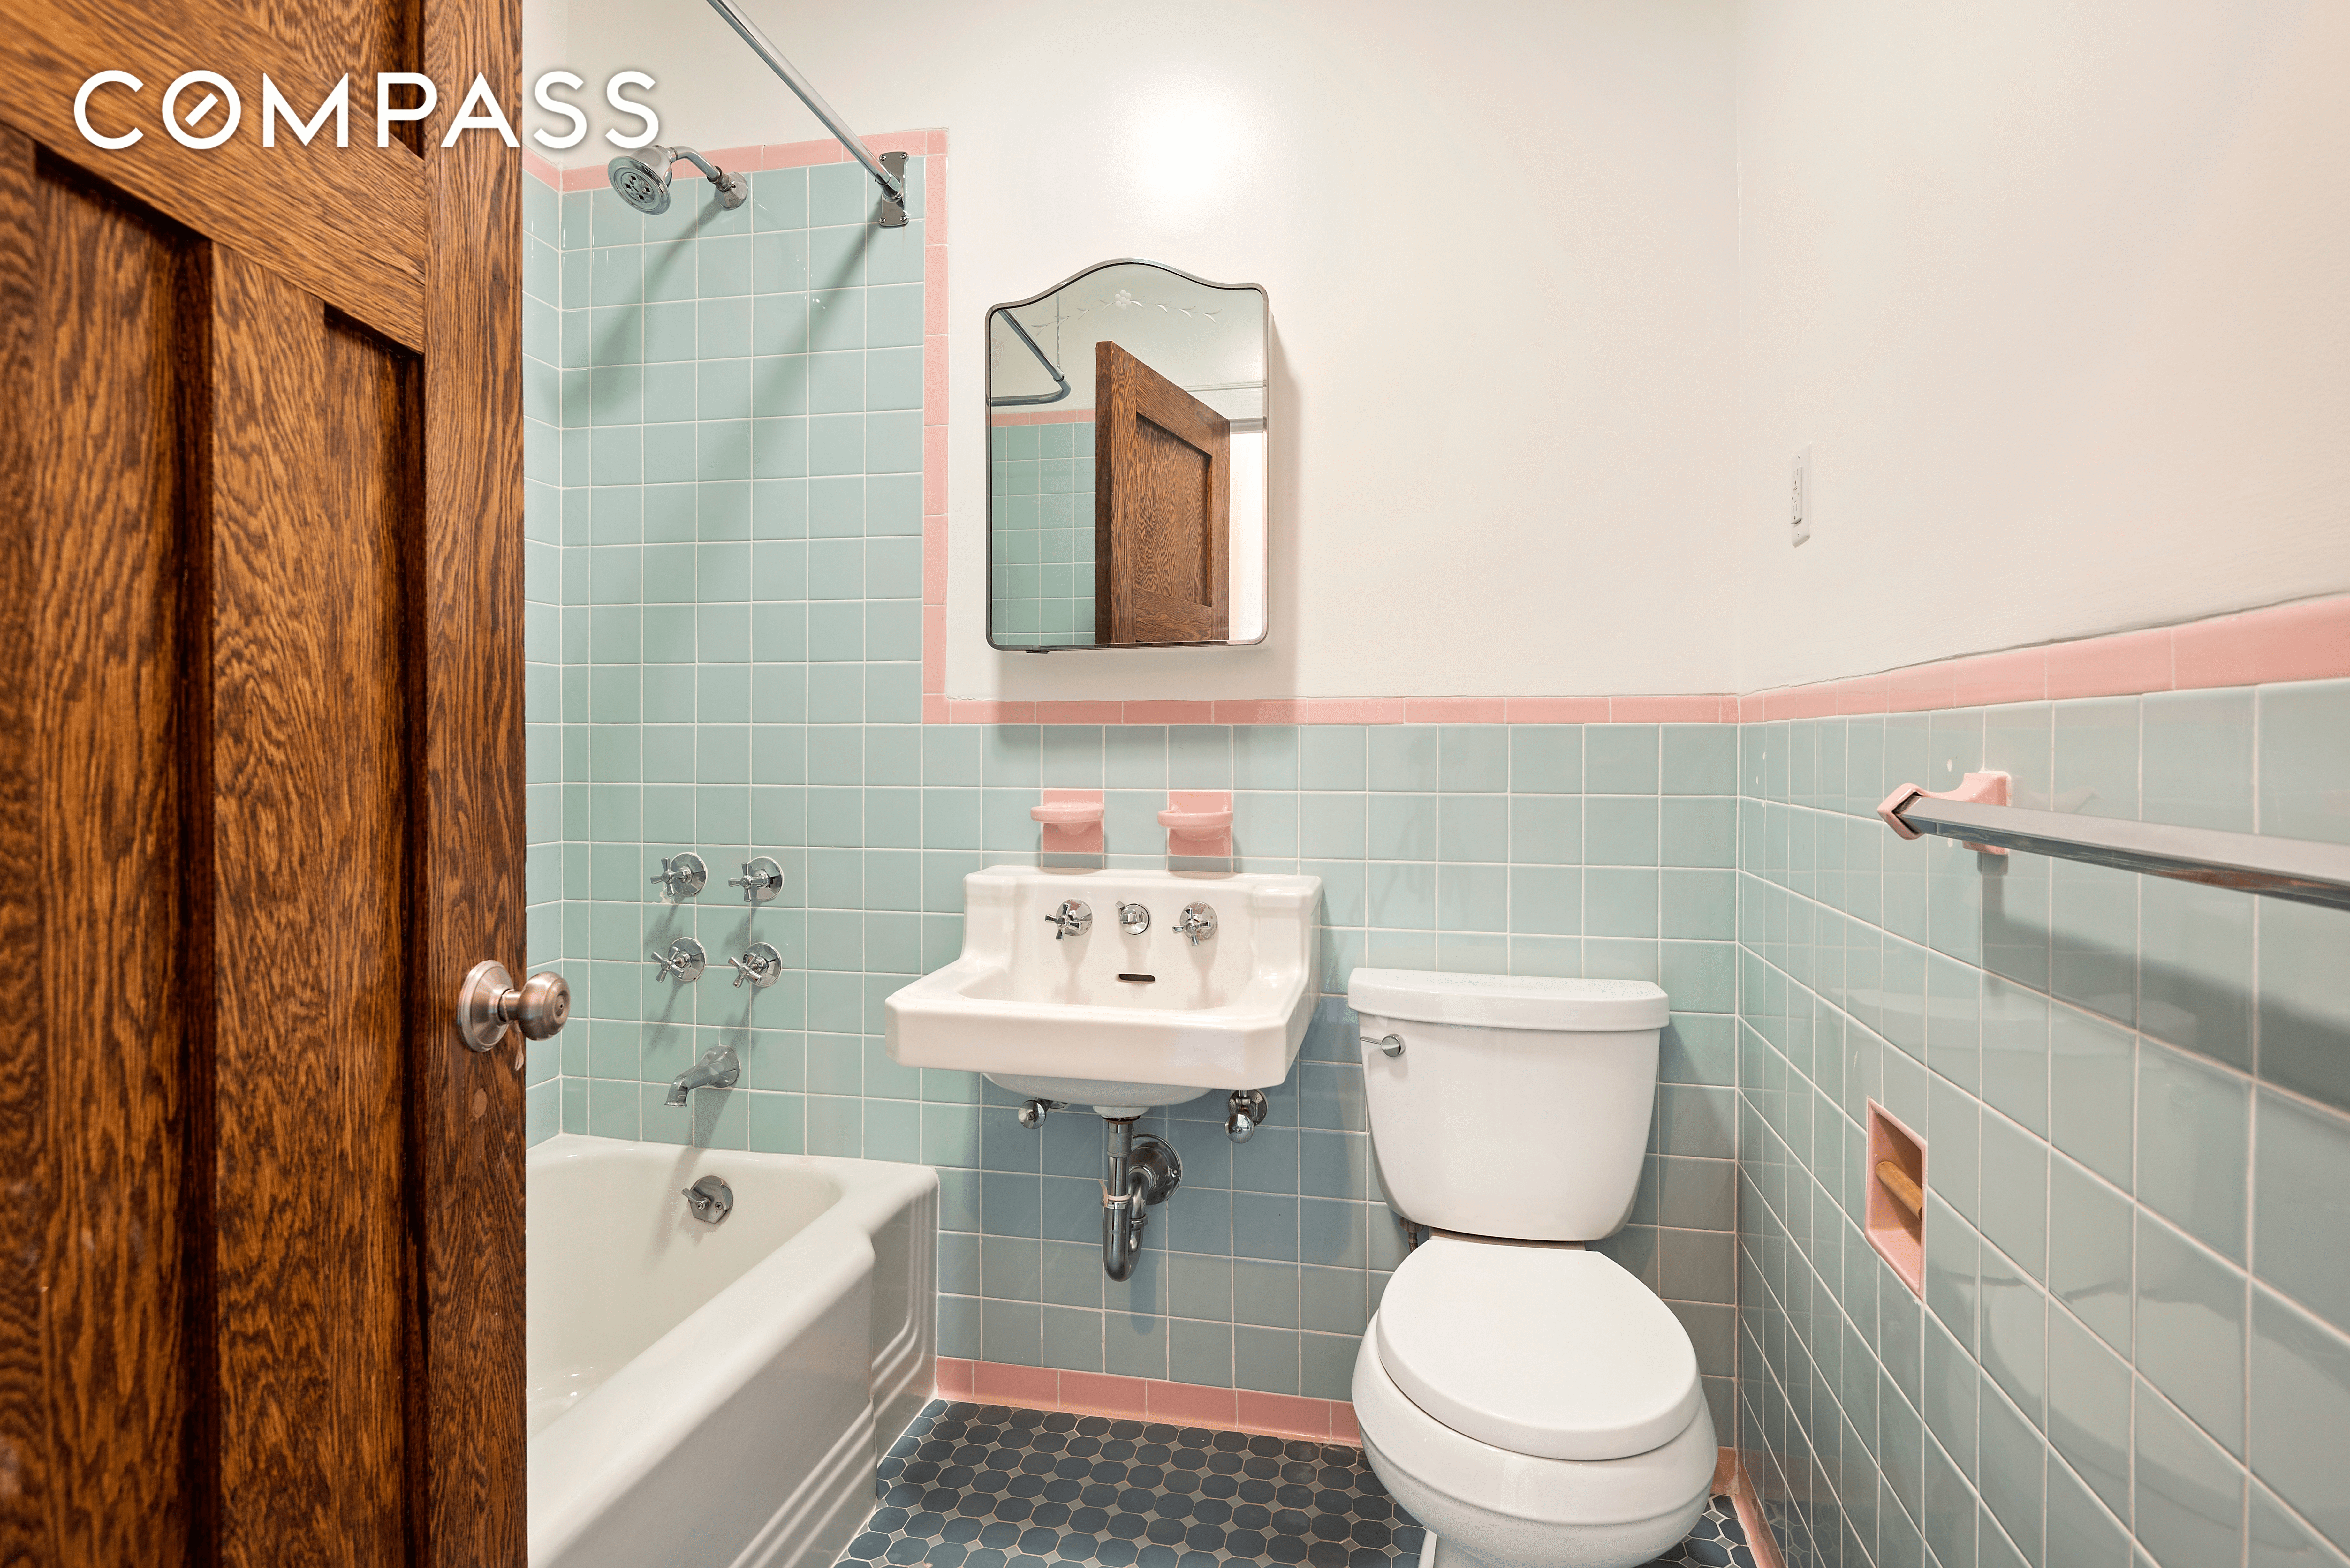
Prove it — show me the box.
[457,960,571,1052]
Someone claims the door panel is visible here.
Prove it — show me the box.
[209,249,415,1562]
[0,0,524,1552]
[0,137,206,1568]
[1095,340,1230,644]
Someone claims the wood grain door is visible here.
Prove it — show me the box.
[0,0,526,1563]
[1094,340,1230,644]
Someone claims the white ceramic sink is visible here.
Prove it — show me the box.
[883,867,1322,1113]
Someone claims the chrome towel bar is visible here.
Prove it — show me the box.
[1878,781,2350,912]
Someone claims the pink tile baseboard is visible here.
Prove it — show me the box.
[934,1360,1359,1444]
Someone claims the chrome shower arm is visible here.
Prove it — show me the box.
[701,0,909,226]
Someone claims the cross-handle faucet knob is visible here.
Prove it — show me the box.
[456,961,573,1052]
[649,852,709,902]
[1046,899,1093,940]
[1174,902,1218,945]
[728,856,784,904]
[650,936,706,984]
[1117,901,1152,935]
[727,941,783,989]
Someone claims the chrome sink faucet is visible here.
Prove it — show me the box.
[666,1043,740,1106]
[1046,899,1092,940]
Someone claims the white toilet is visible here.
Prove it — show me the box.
[1347,968,1717,1568]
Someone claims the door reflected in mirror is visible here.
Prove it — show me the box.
[987,261,1267,650]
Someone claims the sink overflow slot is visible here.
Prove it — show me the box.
[1117,973,1156,984]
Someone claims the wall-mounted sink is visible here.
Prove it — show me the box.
[883,867,1322,1114]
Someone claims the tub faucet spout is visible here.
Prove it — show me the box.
[667,1044,741,1106]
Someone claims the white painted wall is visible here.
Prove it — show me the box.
[1733,0,2350,691]
[541,0,2350,699]
[542,0,1743,698]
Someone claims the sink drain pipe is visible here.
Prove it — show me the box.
[1101,1118,1182,1281]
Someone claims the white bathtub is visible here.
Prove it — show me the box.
[527,1134,936,1568]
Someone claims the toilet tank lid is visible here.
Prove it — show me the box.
[1347,968,1669,1031]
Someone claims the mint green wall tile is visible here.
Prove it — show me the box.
[2048,1005,2133,1188]
[1367,727,1437,791]
[2255,900,2350,1115]
[1368,861,1434,929]
[1585,869,1657,937]
[2248,1287,2350,1554]
[2050,861,2136,1025]
[1437,865,1505,931]
[2049,1152,2132,1355]
[2139,1038,2249,1259]
[1436,727,1506,791]
[1978,1243,2046,1421]
[1368,794,1435,859]
[2258,680,2350,844]
[1166,726,1231,788]
[1301,726,1365,790]
[2253,1090,2350,1337]
[2139,877,2252,1068]
[2143,688,2255,831]
[1587,797,1658,865]
[1234,726,1299,788]
[1662,726,1736,795]
[1300,793,1366,859]
[1923,1313,1979,1476]
[2047,1307,2131,1515]
[2138,1211,2246,1454]
[2135,1377,2248,1566]
[1438,796,1507,861]
[1660,796,1732,867]
[1928,1074,1982,1223]
[1587,726,1659,793]
[1509,726,1581,792]
[1927,951,1982,1093]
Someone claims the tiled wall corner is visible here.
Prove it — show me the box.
[1733,680,2350,1568]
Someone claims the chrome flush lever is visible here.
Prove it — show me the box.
[1046,900,1093,940]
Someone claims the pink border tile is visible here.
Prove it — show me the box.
[2046,625,2173,700]
[1035,701,1125,724]
[931,1362,1359,1443]
[1505,697,1611,723]
[2174,595,2350,690]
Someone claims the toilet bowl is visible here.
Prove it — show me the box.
[1346,969,1715,1568]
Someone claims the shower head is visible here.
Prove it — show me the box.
[606,144,748,216]
[608,144,678,213]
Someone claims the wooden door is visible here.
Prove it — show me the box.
[1094,340,1231,644]
[0,0,525,1563]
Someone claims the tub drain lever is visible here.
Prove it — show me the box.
[682,1174,734,1224]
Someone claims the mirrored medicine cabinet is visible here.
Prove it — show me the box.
[986,260,1268,652]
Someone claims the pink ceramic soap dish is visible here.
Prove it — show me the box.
[1158,791,1233,857]
[1032,789,1104,854]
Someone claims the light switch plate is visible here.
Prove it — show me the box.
[1791,443,1812,547]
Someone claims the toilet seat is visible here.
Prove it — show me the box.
[1375,1238,1701,1461]
[1351,1326,1716,1533]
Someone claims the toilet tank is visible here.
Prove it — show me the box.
[1349,968,1671,1242]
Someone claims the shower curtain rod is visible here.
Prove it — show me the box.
[701,0,909,227]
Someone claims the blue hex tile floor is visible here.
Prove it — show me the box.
[840,1403,1756,1568]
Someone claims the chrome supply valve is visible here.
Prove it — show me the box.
[728,856,784,904]
[1046,899,1093,940]
[726,941,782,989]
[1225,1089,1269,1144]
[649,852,709,902]
[650,936,706,984]
[1016,1097,1066,1131]
[1117,901,1152,935]
[1173,903,1217,945]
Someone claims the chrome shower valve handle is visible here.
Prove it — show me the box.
[727,942,782,989]
[728,857,785,904]
[650,936,706,983]
[649,852,709,902]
